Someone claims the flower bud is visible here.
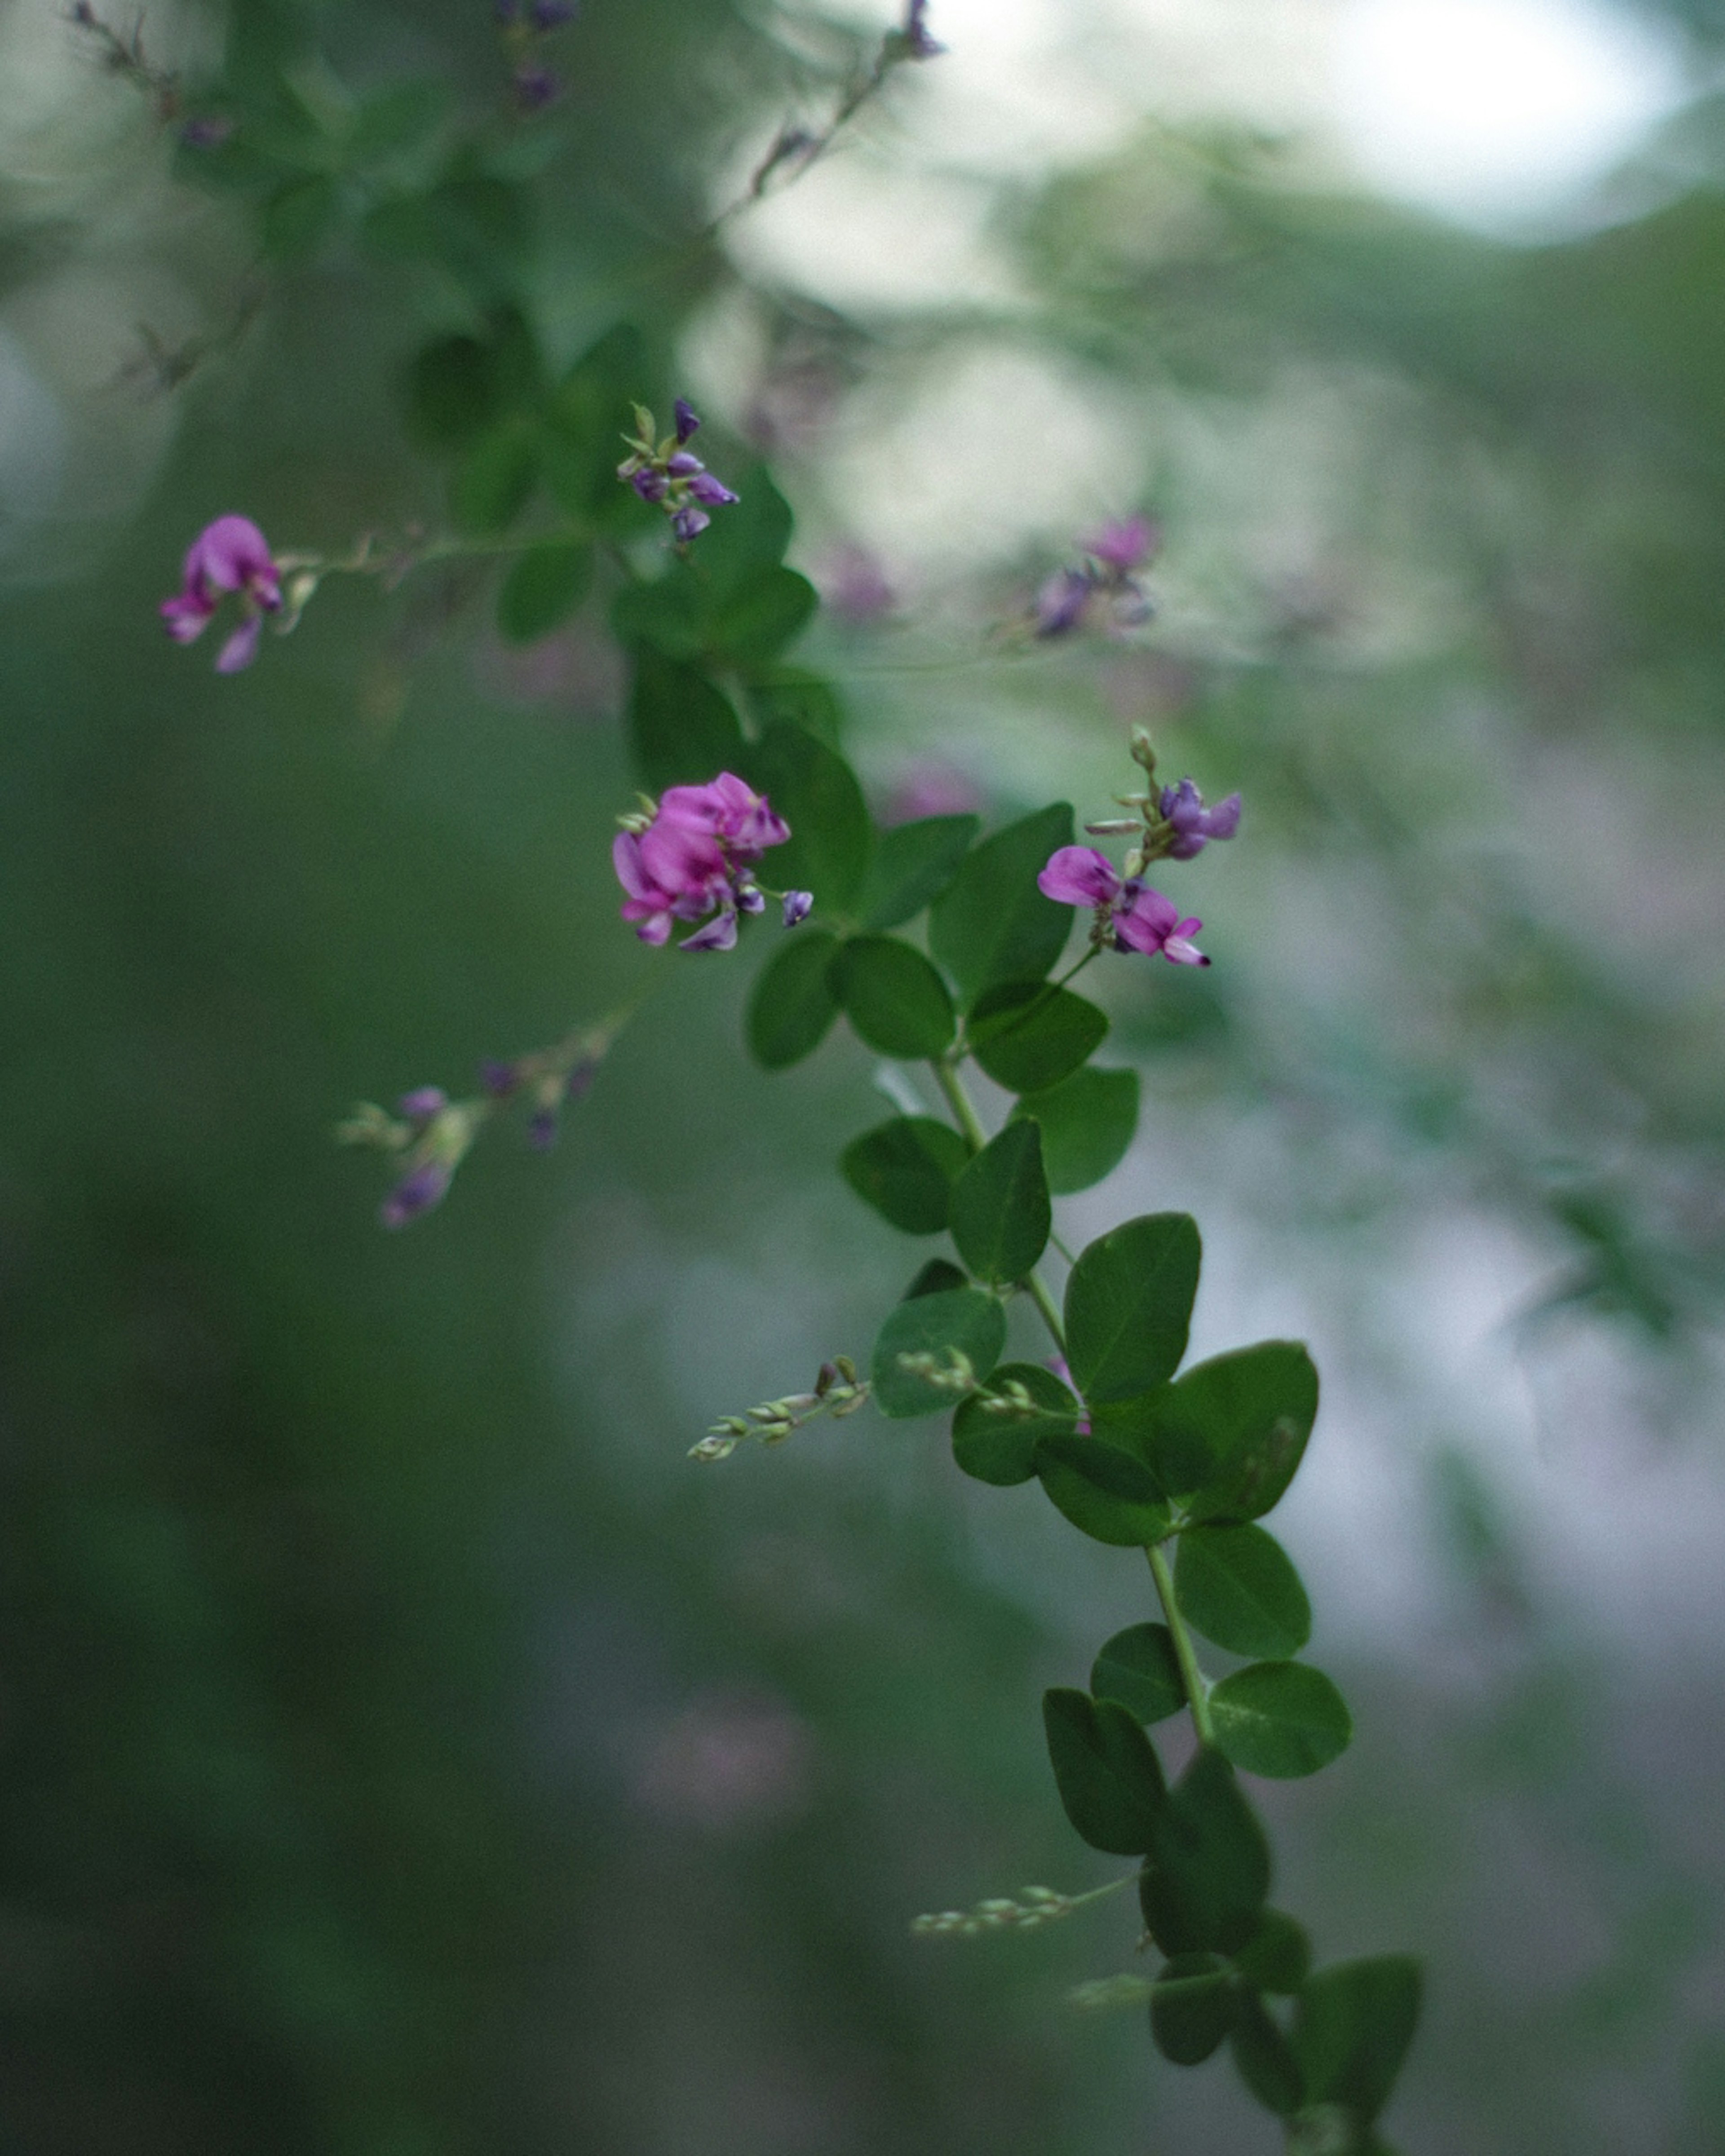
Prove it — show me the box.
[782,890,813,928]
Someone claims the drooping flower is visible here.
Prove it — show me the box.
[160,515,282,672]
[1159,777,1242,860]
[898,0,947,58]
[616,400,739,546]
[1032,514,1160,640]
[1037,846,1208,965]
[613,772,794,951]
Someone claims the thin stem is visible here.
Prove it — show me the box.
[1146,1543,1214,1747]
[1025,1271,1066,1357]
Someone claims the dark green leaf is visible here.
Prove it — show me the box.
[929,803,1075,1007]
[1175,1525,1311,1661]
[693,467,794,601]
[1151,1955,1238,2065]
[871,1288,1006,1419]
[626,651,745,793]
[349,80,451,162]
[743,721,872,915]
[1143,1342,1319,1521]
[829,936,956,1058]
[1010,1065,1140,1194]
[1091,1623,1186,1725]
[1035,1434,1170,1546]
[968,980,1108,1094]
[1211,1664,1352,1780]
[1140,1749,1271,1956]
[545,322,653,517]
[1042,1688,1165,1856]
[404,334,499,451]
[859,816,978,932]
[748,671,845,750]
[746,931,842,1070]
[903,1258,969,1299]
[450,420,540,535]
[1231,1994,1306,2115]
[1064,1213,1201,1405]
[610,569,707,660]
[711,566,818,668]
[1291,1959,1422,2126]
[948,1121,1050,1284]
[496,541,593,643]
[951,1362,1079,1486]
[840,1117,969,1234]
[261,174,341,259]
[1234,1910,1313,1996]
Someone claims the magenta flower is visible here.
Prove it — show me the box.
[160,515,282,672]
[614,771,792,951]
[1083,515,1157,572]
[1159,777,1241,860]
[1037,846,1208,966]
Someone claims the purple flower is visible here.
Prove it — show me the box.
[672,505,710,543]
[380,1158,452,1229]
[674,398,700,444]
[679,909,739,953]
[160,514,282,672]
[398,1085,448,1124]
[479,1057,522,1099]
[1038,846,1208,966]
[1159,778,1241,860]
[513,62,560,109]
[659,772,790,857]
[1034,566,1094,639]
[665,450,703,477]
[782,890,813,927]
[1083,515,1157,572]
[180,115,234,149]
[614,772,792,950]
[530,0,576,25]
[901,0,946,57]
[616,398,739,545]
[687,471,739,506]
[629,466,669,504]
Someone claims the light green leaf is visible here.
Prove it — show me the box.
[1064,1213,1201,1405]
[1210,1664,1352,1780]
[1175,1524,1311,1661]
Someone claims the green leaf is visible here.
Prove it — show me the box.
[450,420,540,535]
[1291,1959,1422,2126]
[1175,1525,1311,1661]
[1035,1434,1170,1546]
[1140,1748,1271,1957]
[829,936,956,1059]
[1091,1623,1185,1725]
[746,931,842,1070]
[545,322,653,517]
[871,1287,1006,1419]
[968,981,1108,1094]
[626,651,745,793]
[610,569,706,660]
[1064,1214,1201,1406]
[743,721,872,915]
[1011,1066,1140,1194]
[693,467,794,600]
[711,566,818,668]
[858,816,978,932]
[1210,1664,1353,1780]
[261,173,341,259]
[951,1362,1079,1486]
[1142,1342,1319,1522]
[496,540,593,643]
[948,1121,1050,1285]
[1234,1910,1313,1996]
[1150,1955,1238,2065]
[903,1257,969,1299]
[349,79,451,162]
[840,1117,969,1234]
[929,803,1075,1007]
[404,334,500,451]
[1041,1688,1166,1856]
[748,671,845,750]
[1231,1994,1306,2115]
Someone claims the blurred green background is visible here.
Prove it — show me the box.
[2,0,1724,2148]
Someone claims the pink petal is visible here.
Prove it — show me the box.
[1037,846,1121,910]
[612,831,657,902]
[160,592,213,644]
[1114,885,1178,954]
[215,615,263,672]
[638,815,728,896]
[187,515,277,599]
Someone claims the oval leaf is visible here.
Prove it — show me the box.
[829,936,956,1058]
[871,1287,1006,1419]
[743,720,872,917]
[746,930,841,1070]
[711,565,818,667]
[948,1120,1050,1285]
[1143,1341,1319,1522]
[1234,1909,1312,1996]
[1291,1957,1422,2127]
[497,540,593,643]
[840,1116,970,1234]
[627,651,745,793]
[1010,1065,1140,1194]
[1209,1663,1352,1780]
[929,803,1075,1007]
[859,815,978,932]
[1140,1748,1271,1957]
[1035,1434,1170,1546]
[1230,1994,1306,2115]
[1150,1955,1238,2066]
[451,419,539,535]
[902,1257,969,1299]
[1091,1623,1186,1725]
[968,979,1109,1094]
[1175,1524,1311,1661]
[1065,1213,1201,1406]
[1042,1688,1166,1856]
[951,1361,1080,1486]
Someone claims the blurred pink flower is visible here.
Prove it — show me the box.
[160,514,282,673]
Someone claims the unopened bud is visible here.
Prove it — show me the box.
[1085,818,1143,836]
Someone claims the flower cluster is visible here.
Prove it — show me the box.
[614,773,809,953]
[911,1886,1078,1938]
[616,400,739,543]
[1034,515,1158,639]
[160,516,283,672]
[495,0,577,111]
[333,1087,484,1230]
[691,1357,870,1461]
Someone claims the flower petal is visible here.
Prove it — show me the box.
[1037,845,1121,910]
[215,615,263,672]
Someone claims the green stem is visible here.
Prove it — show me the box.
[1146,1543,1214,1747]
[932,1056,1067,1356]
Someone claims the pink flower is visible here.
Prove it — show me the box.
[657,773,789,859]
[1037,846,1208,966]
[160,515,283,673]
[613,770,793,951]
[1082,515,1158,573]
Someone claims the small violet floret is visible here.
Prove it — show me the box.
[616,399,739,546]
[160,514,282,673]
[1033,513,1159,640]
[1037,846,1208,966]
[613,771,794,953]
[1159,777,1241,860]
